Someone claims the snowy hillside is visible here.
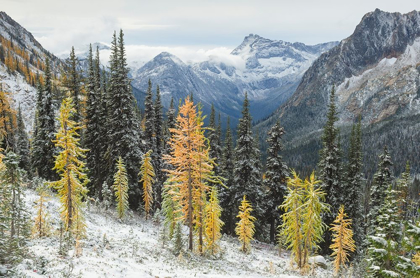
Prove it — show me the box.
[0,64,37,134]
[14,189,334,278]
[132,35,338,122]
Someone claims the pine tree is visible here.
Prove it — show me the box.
[113,156,129,220]
[50,97,89,237]
[264,120,288,243]
[220,117,235,235]
[153,85,164,207]
[396,161,411,221]
[233,93,263,232]
[366,184,402,277]
[106,30,143,204]
[66,46,82,122]
[318,86,342,253]
[330,205,356,276]
[16,105,31,175]
[344,118,364,253]
[85,44,104,197]
[368,146,393,233]
[144,79,155,151]
[208,104,222,182]
[235,195,256,253]
[32,181,51,238]
[0,152,30,264]
[280,170,329,271]
[32,58,56,180]
[101,182,113,211]
[204,186,224,255]
[139,150,155,219]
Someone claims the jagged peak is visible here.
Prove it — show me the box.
[151,52,185,66]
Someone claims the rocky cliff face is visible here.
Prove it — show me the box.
[258,9,420,175]
[132,35,337,123]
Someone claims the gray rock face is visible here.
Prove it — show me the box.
[131,35,337,123]
[308,255,328,269]
[257,9,420,175]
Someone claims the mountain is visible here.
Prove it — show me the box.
[257,9,420,176]
[0,11,63,134]
[132,35,338,124]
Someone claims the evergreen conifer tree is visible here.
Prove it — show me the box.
[264,120,288,243]
[343,118,364,253]
[16,105,30,175]
[32,58,56,180]
[66,46,82,122]
[153,85,165,208]
[84,44,104,197]
[397,161,411,221]
[318,86,343,253]
[0,152,30,264]
[144,79,155,151]
[208,104,222,181]
[366,184,402,277]
[106,30,143,204]
[233,93,263,231]
[368,146,393,233]
[220,117,235,235]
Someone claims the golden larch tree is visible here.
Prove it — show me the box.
[280,170,328,272]
[50,97,89,237]
[164,98,213,252]
[330,205,356,276]
[204,186,224,255]
[114,156,129,220]
[139,150,155,219]
[32,182,51,238]
[235,195,256,253]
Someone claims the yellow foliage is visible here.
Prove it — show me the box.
[50,97,89,238]
[114,156,129,220]
[280,170,329,271]
[330,205,356,276]
[235,195,256,253]
[139,150,155,219]
[164,98,217,252]
[32,183,51,238]
[204,186,224,255]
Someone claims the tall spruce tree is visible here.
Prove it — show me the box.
[318,86,342,253]
[144,79,155,151]
[153,85,164,208]
[208,104,222,180]
[66,46,82,122]
[16,105,31,176]
[32,58,56,180]
[366,184,402,277]
[264,120,288,243]
[344,118,364,253]
[106,30,143,206]
[232,93,263,233]
[85,44,103,197]
[220,117,235,234]
[368,146,393,234]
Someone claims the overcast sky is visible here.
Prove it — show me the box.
[2,0,419,64]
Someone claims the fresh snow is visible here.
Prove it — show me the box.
[14,189,334,277]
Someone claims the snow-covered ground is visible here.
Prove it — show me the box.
[13,189,334,278]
